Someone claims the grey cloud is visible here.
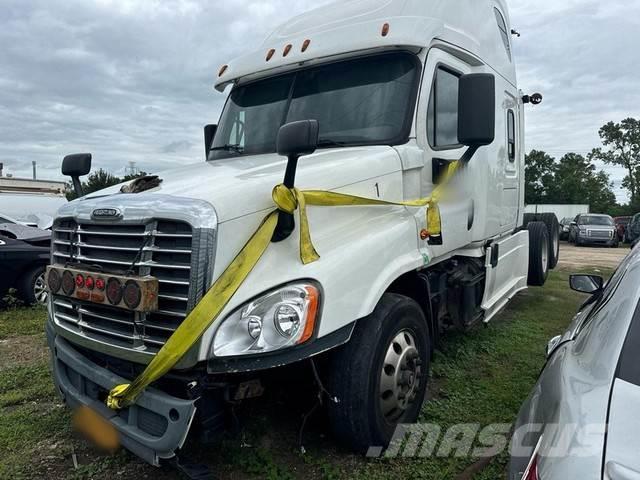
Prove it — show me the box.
[1,0,638,202]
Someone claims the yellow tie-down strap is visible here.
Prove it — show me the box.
[106,160,460,409]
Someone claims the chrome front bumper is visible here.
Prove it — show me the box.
[46,322,197,466]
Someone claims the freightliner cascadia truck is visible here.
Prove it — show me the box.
[45,0,559,468]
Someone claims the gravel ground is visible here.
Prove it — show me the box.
[557,241,631,270]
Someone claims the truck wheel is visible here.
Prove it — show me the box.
[527,221,549,286]
[327,294,430,453]
[18,266,48,305]
[522,213,536,227]
[539,213,560,269]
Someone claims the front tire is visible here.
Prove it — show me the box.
[327,294,430,453]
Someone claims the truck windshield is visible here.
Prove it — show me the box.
[209,52,419,160]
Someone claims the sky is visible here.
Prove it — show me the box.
[0,0,638,203]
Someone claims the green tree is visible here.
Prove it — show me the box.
[525,150,556,204]
[590,118,640,205]
[550,153,617,213]
[66,168,122,200]
[122,171,148,182]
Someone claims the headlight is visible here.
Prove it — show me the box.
[211,283,320,357]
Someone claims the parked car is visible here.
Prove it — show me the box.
[559,217,573,241]
[0,193,67,229]
[509,245,640,480]
[614,216,631,242]
[626,213,640,244]
[0,225,51,304]
[568,213,618,247]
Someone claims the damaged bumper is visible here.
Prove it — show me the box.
[46,324,196,466]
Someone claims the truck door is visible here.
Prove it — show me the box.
[501,92,520,227]
[414,47,476,255]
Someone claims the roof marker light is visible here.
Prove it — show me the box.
[266,48,275,61]
[382,22,390,37]
[283,44,292,57]
[301,39,311,52]
[218,64,228,77]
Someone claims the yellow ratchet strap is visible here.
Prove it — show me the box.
[107,160,460,409]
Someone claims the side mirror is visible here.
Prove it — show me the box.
[546,334,562,359]
[276,119,319,160]
[204,124,217,159]
[570,222,577,226]
[458,73,496,149]
[62,153,92,197]
[272,120,319,243]
[569,274,604,295]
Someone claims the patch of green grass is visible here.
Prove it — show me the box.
[0,362,56,407]
[0,403,70,479]
[0,305,47,339]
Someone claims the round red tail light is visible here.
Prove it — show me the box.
[47,269,62,293]
[75,274,85,288]
[106,278,123,305]
[123,280,142,309]
[85,276,95,290]
[62,270,75,296]
[95,278,105,291]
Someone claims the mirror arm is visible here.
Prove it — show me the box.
[460,145,480,165]
[271,154,300,243]
[71,176,83,198]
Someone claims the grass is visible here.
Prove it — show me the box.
[0,266,611,479]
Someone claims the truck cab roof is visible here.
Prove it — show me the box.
[215,0,516,92]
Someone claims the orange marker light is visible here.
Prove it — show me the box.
[381,22,390,37]
[420,229,430,240]
[301,39,311,52]
[283,44,292,57]
[266,48,275,61]
[299,286,319,345]
[218,64,228,77]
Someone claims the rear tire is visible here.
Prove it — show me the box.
[327,294,430,453]
[527,221,549,286]
[18,265,47,305]
[539,213,560,269]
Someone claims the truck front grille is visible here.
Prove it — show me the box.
[51,219,195,353]
[587,230,612,238]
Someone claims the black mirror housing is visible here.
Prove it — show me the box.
[276,120,319,159]
[458,74,496,147]
[62,153,92,177]
[204,124,217,159]
[569,274,604,295]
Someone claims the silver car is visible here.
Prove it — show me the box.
[569,213,619,247]
[509,244,640,480]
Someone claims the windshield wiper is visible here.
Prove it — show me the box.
[210,144,244,153]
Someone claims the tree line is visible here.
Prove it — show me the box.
[525,118,640,217]
[65,169,148,200]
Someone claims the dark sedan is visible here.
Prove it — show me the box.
[0,226,51,304]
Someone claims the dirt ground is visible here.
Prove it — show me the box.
[557,241,630,270]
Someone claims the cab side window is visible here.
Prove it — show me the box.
[427,67,460,149]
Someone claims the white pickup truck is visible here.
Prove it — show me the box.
[45,0,559,468]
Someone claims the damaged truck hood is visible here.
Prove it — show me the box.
[80,147,402,222]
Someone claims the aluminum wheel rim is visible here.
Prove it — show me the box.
[34,272,48,304]
[379,329,422,423]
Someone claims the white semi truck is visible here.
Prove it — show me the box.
[45,0,559,468]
